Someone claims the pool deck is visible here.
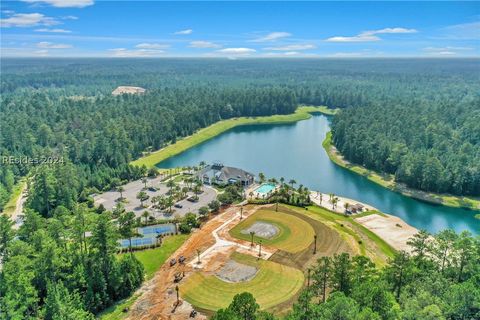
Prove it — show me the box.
[246,183,279,200]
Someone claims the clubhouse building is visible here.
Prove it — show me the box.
[197,163,255,187]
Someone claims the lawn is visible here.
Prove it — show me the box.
[131,106,328,168]
[180,252,304,311]
[323,132,480,211]
[301,105,339,116]
[99,234,189,320]
[289,205,396,262]
[229,208,315,253]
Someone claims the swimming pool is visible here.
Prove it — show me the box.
[255,183,276,194]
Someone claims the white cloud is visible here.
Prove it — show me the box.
[174,29,193,35]
[252,32,291,42]
[1,13,59,28]
[109,48,166,57]
[215,47,256,55]
[265,44,316,51]
[35,28,71,33]
[326,27,417,42]
[423,46,474,56]
[21,0,94,8]
[189,40,221,48]
[62,15,78,20]
[135,43,170,49]
[443,21,480,40]
[34,49,49,56]
[37,41,72,49]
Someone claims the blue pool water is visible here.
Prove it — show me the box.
[256,183,276,194]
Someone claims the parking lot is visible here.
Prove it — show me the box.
[93,175,217,219]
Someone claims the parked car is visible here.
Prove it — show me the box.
[174,203,183,208]
[148,187,157,192]
[190,310,197,318]
[169,258,177,266]
[179,256,186,264]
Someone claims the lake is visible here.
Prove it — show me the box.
[158,114,479,235]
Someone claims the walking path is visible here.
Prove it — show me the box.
[190,207,273,269]
[11,183,28,230]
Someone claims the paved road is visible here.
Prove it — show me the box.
[93,176,216,219]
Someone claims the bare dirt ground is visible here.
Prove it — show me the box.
[355,213,418,252]
[112,86,146,95]
[126,205,275,320]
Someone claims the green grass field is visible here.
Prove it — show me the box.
[323,132,480,211]
[99,235,189,320]
[289,205,396,262]
[301,105,339,116]
[229,209,315,253]
[180,252,304,311]
[131,106,328,168]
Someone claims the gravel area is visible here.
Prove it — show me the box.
[241,221,279,239]
[215,260,258,283]
[93,176,216,219]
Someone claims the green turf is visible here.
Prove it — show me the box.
[323,132,480,211]
[131,106,327,168]
[229,209,314,253]
[180,252,304,311]
[99,235,189,320]
[292,205,396,260]
[300,105,339,115]
[133,234,189,279]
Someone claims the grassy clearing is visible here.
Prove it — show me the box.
[301,105,339,116]
[229,209,314,253]
[2,179,26,216]
[180,252,304,311]
[133,234,189,280]
[131,106,327,168]
[287,205,396,265]
[323,132,480,211]
[100,235,189,320]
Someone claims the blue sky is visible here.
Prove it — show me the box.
[1,1,479,58]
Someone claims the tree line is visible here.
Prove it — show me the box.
[0,205,144,319]
[213,229,480,320]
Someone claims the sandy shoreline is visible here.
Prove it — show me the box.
[310,190,418,252]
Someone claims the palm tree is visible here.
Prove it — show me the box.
[142,177,148,189]
[249,191,254,199]
[319,193,323,204]
[142,211,150,224]
[136,191,148,207]
[250,231,256,247]
[344,202,350,215]
[117,186,124,200]
[181,186,189,198]
[166,196,174,213]
[280,177,285,185]
[258,172,266,183]
[289,179,296,189]
[166,179,176,195]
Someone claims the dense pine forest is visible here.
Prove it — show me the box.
[213,230,480,320]
[1,59,479,212]
[1,58,479,319]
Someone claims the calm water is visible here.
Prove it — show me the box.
[158,114,479,234]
